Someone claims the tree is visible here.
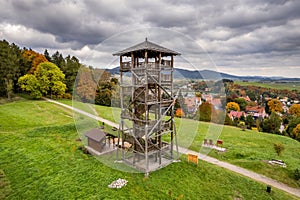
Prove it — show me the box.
[44,49,52,62]
[289,104,300,117]
[51,51,65,69]
[246,90,257,101]
[18,62,66,98]
[174,91,187,114]
[261,112,282,134]
[194,102,214,122]
[18,74,42,98]
[245,115,255,129]
[74,67,97,102]
[274,143,285,156]
[291,124,300,141]
[95,75,119,107]
[226,102,240,112]
[0,40,22,100]
[61,55,81,93]
[234,98,247,111]
[286,117,300,139]
[267,99,283,113]
[21,50,48,74]
[175,108,185,118]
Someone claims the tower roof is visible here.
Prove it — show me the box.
[113,38,180,57]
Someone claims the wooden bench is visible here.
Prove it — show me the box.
[216,140,223,147]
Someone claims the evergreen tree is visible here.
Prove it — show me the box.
[194,102,214,122]
[0,40,22,100]
[261,112,282,134]
[44,49,52,62]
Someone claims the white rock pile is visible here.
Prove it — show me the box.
[108,178,128,189]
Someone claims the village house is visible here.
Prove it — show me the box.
[202,94,222,110]
[184,96,201,114]
[245,106,268,119]
[229,110,246,120]
[241,96,251,102]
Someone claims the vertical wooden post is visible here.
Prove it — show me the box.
[170,55,174,158]
[145,50,148,64]
[158,52,162,164]
[119,55,125,160]
[131,52,135,68]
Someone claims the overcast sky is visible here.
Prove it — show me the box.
[1,0,300,78]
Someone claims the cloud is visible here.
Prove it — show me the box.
[0,0,299,77]
[0,22,75,49]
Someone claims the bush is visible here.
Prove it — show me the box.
[63,93,72,99]
[274,143,285,156]
[238,121,246,131]
[295,168,300,181]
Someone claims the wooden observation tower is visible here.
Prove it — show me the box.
[113,38,180,175]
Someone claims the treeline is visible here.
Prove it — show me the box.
[0,39,81,99]
[0,39,118,107]
[74,66,119,106]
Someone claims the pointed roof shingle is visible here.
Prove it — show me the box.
[113,38,180,57]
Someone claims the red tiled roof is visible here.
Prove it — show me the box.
[245,106,265,114]
[229,111,245,118]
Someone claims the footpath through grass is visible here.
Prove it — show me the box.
[0,99,298,199]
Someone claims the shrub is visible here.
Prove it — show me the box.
[63,93,72,99]
[295,168,300,181]
[274,143,285,156]
[238,121,246,131]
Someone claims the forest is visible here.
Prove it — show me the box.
[0,39,116,106]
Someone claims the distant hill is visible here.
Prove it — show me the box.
[106,67,300,82]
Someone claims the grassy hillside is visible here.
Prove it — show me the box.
[0,99,299,199]
[235,81,300,91]
[59,99,300,188]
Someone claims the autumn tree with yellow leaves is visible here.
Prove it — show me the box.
[289,104,300,116]
[267,99,283,113]
[226,102,240,112]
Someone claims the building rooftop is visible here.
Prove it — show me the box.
[113,38,181,57]
[85,128,106,142]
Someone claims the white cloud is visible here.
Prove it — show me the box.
[0,23,71,49]
[0,0,300,78]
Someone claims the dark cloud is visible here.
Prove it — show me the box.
[0,0,299,77]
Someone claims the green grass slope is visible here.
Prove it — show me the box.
[0,99,298,199]
[61,99,300,188]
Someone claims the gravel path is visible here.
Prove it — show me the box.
[43,98,119,128]
[44,98,300,198]
[178,147,300,198]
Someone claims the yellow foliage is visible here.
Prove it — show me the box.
[289,104,300,116]
[226,102,240,111]
[267,99,283,113]
[292,124,300,139]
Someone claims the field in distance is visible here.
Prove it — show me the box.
[235,81,300,91]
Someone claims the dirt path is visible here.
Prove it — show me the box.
[43,98,119,128]
[44,98,300,198]
[178,147,300,198]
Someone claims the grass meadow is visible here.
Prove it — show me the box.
[61,99,300,188]
[0,98,299,199]
[235,81,300,91]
